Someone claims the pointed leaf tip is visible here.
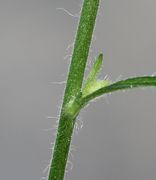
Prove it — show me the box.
[98,53,103,61]
[86,53,104,83]
[82,53,109,97]
[94,53,103,72]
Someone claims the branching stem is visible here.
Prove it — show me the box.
[48,0,100,180]
[47,0,156,180]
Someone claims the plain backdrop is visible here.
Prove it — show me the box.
[0,0,156,180]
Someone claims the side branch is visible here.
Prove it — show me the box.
[82,76,156,105]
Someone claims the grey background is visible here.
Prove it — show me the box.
[0,0,156,179]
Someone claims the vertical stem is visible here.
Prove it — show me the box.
[48,0,100,180]
[64,0,100,104]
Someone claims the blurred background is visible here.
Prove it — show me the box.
[0,0,156,179]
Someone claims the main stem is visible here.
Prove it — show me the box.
[48,0,100,180]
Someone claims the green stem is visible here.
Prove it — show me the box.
[48,0,100,180]
[63,0,100,105]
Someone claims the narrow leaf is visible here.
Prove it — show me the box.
[82,76,156,105]
[86,53,103,84]
[82,54,109,97]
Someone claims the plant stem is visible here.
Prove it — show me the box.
[63,0,100,105]
[48,0,100,180]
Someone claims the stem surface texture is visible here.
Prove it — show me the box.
[48,0,100,180]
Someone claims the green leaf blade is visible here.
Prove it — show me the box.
[82,53,110,97]
[83,76,156,105]
[86,53,103,83]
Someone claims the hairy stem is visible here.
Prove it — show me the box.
[63,0,100,105]
[48,0,100,180]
